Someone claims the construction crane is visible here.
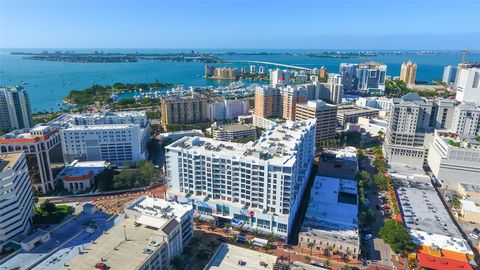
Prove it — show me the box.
[461,48,478,63]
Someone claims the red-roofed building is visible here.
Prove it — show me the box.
[417,253,473,270]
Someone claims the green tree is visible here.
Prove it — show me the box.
[307,241,315,255]
[323,259,332,269]
[40,200,56,215]
[262,243,272,254]
[379,219,416,255]
[342,264,353,270]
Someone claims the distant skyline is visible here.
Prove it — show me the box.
[1,0,479,50]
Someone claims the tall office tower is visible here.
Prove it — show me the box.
[166,120,316,239]
[258,66,265,74]
[0,126,63,193]
[249,65,256,74]
[450,102,480,138]
[161,94,209,130]
[254,86,282,118]
[400,60,417,85]
[383,93,435,166]
[356,62,387,94]
[0,86,33,130]
[442,65,458,84]
[339,63,358,91]
[281,86,308,121]
[295,100,337,149]
[0,152,34,244]
[270,69,291,87]
[455,68,480,105]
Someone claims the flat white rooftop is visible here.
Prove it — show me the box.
[169,120,315,166]
[126,196,192,224]
[389,164,473,255]
[303,176,358,231]
[205,243,278,270]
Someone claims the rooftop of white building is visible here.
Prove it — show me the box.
[389,164,473,255]
[301,176,358,245]
[0,126,56,140]
[63,123,141,131]
[63,218,166,270]
[460,182,480,193]
[169,120,315,166]
[126,196,193,224]
[435,130,480,150]
[205,243,278,270]
[460,199,480,213]
[60,160,110,179]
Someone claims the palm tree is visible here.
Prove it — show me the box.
[208,219,216,231]
[344,249,352,261]
[170,256,185,270]
[247,239,253,249]
[307,241,315,256]
[323,259,332,269]
[327,245,334,257]
[267,231,276,242]
[253,228,260,237]
[342,264,353,270]
[231,234,238,242]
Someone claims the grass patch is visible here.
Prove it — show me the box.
[33,205,74,224]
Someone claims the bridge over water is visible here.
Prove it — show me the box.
[227,60,313,71]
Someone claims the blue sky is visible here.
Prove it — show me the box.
[1,0,479,49]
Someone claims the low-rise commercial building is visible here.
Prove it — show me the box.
[65,197,193,270]
[0,153,34,247]
[210,123,257,142]
[299,176,359,259]
[336,105,379,128]
[166,120,316,239]
[427,131,480,189]
[390,164,474,265]
[59,160,110,192]
[205,243,279,270]
[0,125,63,193]
[458,183,480,204]
[459,200,480,224]
[318,147,358,180]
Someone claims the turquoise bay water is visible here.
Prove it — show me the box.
[0,49,478,112]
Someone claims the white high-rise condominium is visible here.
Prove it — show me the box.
[0,86,33,130]
[270,69,291,87]
[51,111,150,165]
[165,120,316,239]
[442,65,458,84]
[450,102,480,138]
[0,152,34,244]
[456,68,480,106]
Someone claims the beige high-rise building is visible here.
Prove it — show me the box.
[400,60,417,85]
[295,100,337,148]
[281,86,308,121]
[161,94,209,130]
[254,86,282,118]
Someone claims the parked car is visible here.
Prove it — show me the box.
[362,234,373,240]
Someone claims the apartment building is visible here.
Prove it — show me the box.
[166,120,316,239]
[295,100,337,148]
[450,102,480,138]
[456,68,480,106]
[0,153,34,246]
[400,60,417,85]
[0,125,63,193]
[52,111,150,165]
[161,94,209,130]
[254,86,282,118]
[281,85,308,121]
[355,97,392,111]
[356,62,387,94]
[383,93,435,166]
[0,86,33,130]
[210,123,257,142]
[208,99,250,121]
[443,65,457,84]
